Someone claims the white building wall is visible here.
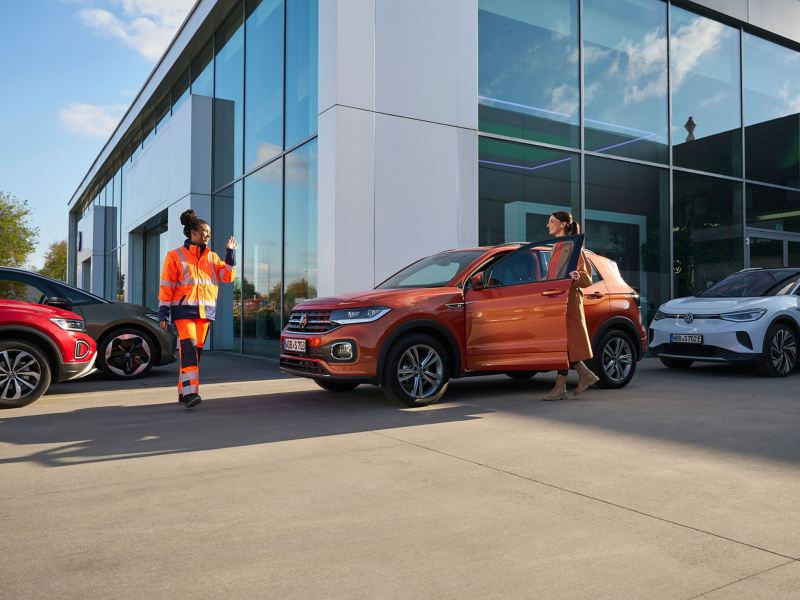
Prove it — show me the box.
[317,0,478,295]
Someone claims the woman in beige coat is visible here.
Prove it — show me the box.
[542,211,600,400]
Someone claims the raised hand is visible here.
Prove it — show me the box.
[227,235,237,250]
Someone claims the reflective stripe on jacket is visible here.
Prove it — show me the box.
[158,240,236,322]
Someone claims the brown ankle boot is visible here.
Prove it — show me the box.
[574,361,599,396]
[543,375,568,401]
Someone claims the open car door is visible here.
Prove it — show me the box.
[464,235,584,371]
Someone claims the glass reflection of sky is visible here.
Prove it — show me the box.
[744,33,800,126]
[284,140,318,297]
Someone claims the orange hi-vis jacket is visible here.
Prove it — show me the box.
[158,240,236,322]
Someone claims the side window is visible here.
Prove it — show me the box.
[486,239,579,287]
[0,279,49,304]
[51,281,101,306]
[589,260,603,284]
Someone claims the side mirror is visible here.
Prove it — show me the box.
[45,296,72,310]
[468,273,485,291]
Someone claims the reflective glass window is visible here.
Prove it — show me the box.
[191,41,214,97]
[584,0,668,163]
[172,69,190,113]
[131,127,142,160]
[285,0,318,147]
[479,136,580,245]
[746,184,800,233]
[212,182,243,350]
[243,159,283,357]
[585,156,669,324]
[670,6,741,176]
[673,172,743,297]
[142,112,155,149]
[214,5,244,188]
[283,139,317,320]
[156,95,170,132]
[478,0,579,147]
[743,34,800,187]
[245,0,284,171]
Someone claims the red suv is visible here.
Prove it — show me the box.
[280,236,646,406]
[0,299,97,408]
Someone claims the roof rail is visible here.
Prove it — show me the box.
[738,267,763,272]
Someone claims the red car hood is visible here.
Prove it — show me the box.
[295,287,458,310]
[0,299,82,320]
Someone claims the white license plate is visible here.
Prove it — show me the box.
[284,338,307,353]
[671,334,703,344]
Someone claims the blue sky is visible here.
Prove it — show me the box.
[0,0,193,268]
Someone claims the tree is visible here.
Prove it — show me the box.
[39,240,68,281]
[0,192,38,267]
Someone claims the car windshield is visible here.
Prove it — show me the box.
[698,270,800,297]
[377,251,485,289]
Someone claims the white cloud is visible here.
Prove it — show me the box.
[78,0,194,61]
[59,102,127,137]
[671,18,727,91]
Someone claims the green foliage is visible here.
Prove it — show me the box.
[39,240,68,281]
[0,192,38,267]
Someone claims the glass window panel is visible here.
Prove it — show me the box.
[584,0,669,163]
[478,0,580,147]
[285,0,318,147]
[131,127,142,160]
[673,172,743,297]
[143,219,168,310]
[172,69,190,113]
[284,139,318,321]
[191,41,214,97]
[743,34,800,187]
[746,184,800,233]
[748,237,784,269]
[104,249,118,300]
[214,5,244,188]
[142,112,155,149]
[243,159,283,357]
[245,0,284,171]
[478,136,580,245]
[789,241,800,267]
[670,6,741,176]
[156,95,170,132]
[212,182,243,351]
[585,156,669,324]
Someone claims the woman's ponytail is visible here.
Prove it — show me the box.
[551,210,580,235]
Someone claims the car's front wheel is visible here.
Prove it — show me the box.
[0,340,52,409]
[383,334,450,407]
[97,328,156,380]
[758,323,798,377]
[315,380,360,392]
[659,357,694,370]
[593,330,636,389]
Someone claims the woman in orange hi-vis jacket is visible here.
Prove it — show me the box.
[542,210,600,401]
[158,209,236,409]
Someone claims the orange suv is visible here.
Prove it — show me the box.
[280,235,646,406]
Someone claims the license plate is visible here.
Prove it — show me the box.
[284,338,307,353]
[671,334,703,344]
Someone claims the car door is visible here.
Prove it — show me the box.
[464,235,584,371]
[582,257,610,342]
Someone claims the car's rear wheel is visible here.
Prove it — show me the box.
[383,334,449,407]
[505,371,538,380]
[659,357,694,370]
[97,328,156,380]
[593,330,636,389]
[315,380,360,392]
[758,323,797,377]
[0,340,52,409]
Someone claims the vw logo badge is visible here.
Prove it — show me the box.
[684,313,694,324]
[299,313,309,329]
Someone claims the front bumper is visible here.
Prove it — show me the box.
[59,354,98,382]
[279,327,382,381]
[649,317,763,363]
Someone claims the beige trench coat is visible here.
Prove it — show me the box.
[552,246,593,362]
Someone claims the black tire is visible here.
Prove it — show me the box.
[505,371,538,380]
[592,329,637,389]
[315,380,360,392]
[659,357,694,370]
[0,339,52,409]
[97,328,156,380]
[758,322,798,377]
[382,334,450,407]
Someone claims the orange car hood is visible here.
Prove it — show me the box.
[295,287,460,310]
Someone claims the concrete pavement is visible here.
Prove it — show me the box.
[1,355,799,599]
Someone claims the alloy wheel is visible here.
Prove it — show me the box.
[602,336,634,385]
[105,334,152,377]
[397,344,444,400]
[770,328,797,375]
[0,349,42,401]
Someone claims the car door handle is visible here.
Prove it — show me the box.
[585,292,605,299]
[541,289,566,297]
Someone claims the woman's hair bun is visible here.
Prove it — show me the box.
[180,209,196,226]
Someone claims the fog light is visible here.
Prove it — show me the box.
[331,342,354,360]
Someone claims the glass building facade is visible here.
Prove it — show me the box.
[479,0,800,324]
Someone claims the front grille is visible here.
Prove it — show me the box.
[280,356,327,375]
[285,310,337,333]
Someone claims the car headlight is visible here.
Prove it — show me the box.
[50,317,87,332]
[144,313,161,322]
[330,307,391,325]
[720,308,767,322]
[653,310,667,321]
